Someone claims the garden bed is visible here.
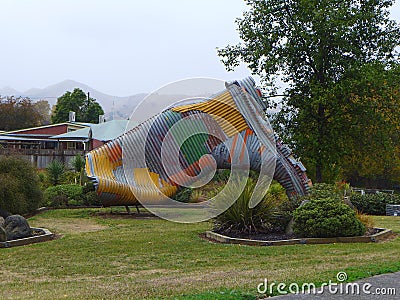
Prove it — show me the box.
[0,227,55,248]
[205,228,395,246]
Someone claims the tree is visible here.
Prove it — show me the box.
[51,88,104,124]
[70,154,86,185]
[218,0,400,182]
[0,96,51,131]
[335,62,400,187]
[33,100,51,125]
[70,154,85,173]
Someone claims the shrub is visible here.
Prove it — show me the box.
[350,193,400,215]
[43,183,102,208]
[212,169,231,182]
[37,171,47,189]
[190,189,207,203]
[83,191,102,206]
[46,160,65,185]
[268,182,299,231]
[306,183,340,200]
[61,170,80,185]
[70,154,85,172]
[44,184,84,208]
[81,182,102,206]
[293,197,365,238]
[213,178,283,234]
[355,210,375,229]
[173,187,193,203]
[0,157,42,214]
[82,181,95,193]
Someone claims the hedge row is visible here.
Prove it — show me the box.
[350,193,400,215]
[43,183,102,208]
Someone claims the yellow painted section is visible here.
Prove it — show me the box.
[88,146,178,205]
[172,91,248,136]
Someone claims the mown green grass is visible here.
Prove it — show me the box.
[0,209,398,299]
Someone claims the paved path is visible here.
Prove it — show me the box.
[269,272,400,299]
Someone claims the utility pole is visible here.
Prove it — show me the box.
[112,99,115,120]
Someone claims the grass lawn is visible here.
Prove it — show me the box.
[0,209,399,299]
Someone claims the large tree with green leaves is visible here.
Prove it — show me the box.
[336,62,400,187]
[52,88,104,124]
[218,0,400,182]
[0,96,51,131]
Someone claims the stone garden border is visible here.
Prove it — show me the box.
[0,228,54,248]
[205,228,395,246]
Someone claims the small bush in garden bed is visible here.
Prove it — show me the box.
[293,197,366,238]
[173,187,193,203]
[44,184,102,208]
[350,193,400,215]
[356,209,375,231]
[83,191,102,206]
[44,184,84,207]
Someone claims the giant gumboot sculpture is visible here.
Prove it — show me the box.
[85,77,311,208]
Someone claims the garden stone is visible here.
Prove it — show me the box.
[285,218,294,235]
[343,196,355,209]
[285,200,310,235]
[5,215,32,241]
[0,226,6,242]
[0,216,5,227]
[299,200,310,207]
[0,208,11,219]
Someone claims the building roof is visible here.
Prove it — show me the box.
[3,122,93,134]
[51,120,131,142]
[0,135,54,142]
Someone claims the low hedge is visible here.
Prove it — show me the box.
[43,184,101,208]
[350,193,400,215]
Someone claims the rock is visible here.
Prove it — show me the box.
[5,215,32,241]
[285,200,310,235]
[0,226,6,242]
[0,216,5,228]
[299,200,310,207]
[0,208,11,219]
[343,196,355,209]
[285,218,295,235]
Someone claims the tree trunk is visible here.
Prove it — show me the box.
[316,161,323,183]
[316,103,325,182]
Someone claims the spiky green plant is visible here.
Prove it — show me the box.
[46,160,65,186]
[212,178,282,234]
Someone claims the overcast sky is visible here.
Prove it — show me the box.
[1,0,400,96]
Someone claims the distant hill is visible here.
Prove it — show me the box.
[0,80,147,120]
[0,86,22,96]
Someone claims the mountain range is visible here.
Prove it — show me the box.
[0,80,147,120]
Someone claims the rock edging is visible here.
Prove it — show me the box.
[0,228,54,248]
[205,228,394,246]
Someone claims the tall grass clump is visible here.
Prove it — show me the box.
[212,178,284,234]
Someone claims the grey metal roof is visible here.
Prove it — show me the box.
[51,120,132,142]
[0,135,54,142]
